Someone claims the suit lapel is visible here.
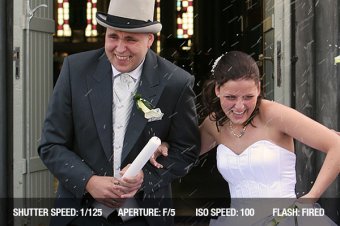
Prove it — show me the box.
[87,54,113,161]
[122,51,164,162]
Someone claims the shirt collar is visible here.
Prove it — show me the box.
[111,59,145,81]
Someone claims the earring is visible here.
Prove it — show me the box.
[217,95,220,98]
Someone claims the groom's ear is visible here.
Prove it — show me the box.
[147,34,155,48]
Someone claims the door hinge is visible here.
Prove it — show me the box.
[13,47,20,80]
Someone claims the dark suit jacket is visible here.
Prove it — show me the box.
[38,48,200,226]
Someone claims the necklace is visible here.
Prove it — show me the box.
[228,121,247,138]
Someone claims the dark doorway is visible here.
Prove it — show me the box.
[172,1,263,223]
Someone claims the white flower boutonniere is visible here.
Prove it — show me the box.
[134,94,164,122]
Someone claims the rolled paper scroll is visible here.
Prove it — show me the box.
[123,136,161,178]
[95,136,161,220]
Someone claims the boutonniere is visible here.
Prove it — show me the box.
[134,94,164,122]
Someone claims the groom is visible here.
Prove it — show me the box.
[38,0,200,225]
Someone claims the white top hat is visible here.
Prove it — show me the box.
[96,0,162,33]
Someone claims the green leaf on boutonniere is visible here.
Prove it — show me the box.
[134,94,164,121]
[134,94,153,111]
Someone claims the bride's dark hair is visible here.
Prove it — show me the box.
[201,51,262,129]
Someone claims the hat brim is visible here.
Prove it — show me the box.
[96,12,162,33]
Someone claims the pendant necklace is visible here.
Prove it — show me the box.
[228,121,247,138]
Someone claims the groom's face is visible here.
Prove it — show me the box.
[105,28,155,73]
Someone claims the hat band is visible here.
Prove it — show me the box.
[106,14,153,28]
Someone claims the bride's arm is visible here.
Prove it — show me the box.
[267,101,340,201]
[199,116,217,155]
[150,116,217,168]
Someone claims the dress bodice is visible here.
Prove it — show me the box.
[216,140,297,198]
[211,140,337,226]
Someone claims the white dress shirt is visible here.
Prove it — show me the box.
[111,63,143,178]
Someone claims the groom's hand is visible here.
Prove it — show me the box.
[85,175,125,208]
[118,164,144,198]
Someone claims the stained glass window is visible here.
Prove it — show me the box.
[176,0,193,39]
[56,0,72,37]
[85,0,98,37]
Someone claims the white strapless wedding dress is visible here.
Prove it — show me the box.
[209,140,337,226]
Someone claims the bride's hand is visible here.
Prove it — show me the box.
[150,142,169,168]
[296,192,319,205]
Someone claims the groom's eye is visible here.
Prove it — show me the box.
[125,37,138,43]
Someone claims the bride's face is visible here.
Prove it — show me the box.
[215,79,260,125]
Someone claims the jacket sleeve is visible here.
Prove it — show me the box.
[141,75,200,195]
[38,56,94,199]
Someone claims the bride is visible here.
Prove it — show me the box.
[152,51,340,225]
